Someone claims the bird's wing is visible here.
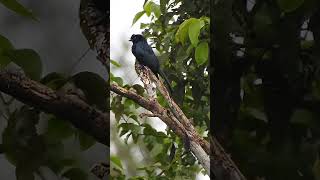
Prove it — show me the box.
[142,41,156,55]
[134,41,157,60]
[134,41,160,72]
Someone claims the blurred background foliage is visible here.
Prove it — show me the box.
[110,0,210,179]
[0,0,108,179]
[211,0,320,179]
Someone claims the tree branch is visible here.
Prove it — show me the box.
[111,80,210,174]
[0,71,109,146]
[79,0,109,68]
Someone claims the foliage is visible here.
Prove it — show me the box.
[111,0,209,179]
[0,0,37,20]
[212,0,320,179]
[0,1,108,179]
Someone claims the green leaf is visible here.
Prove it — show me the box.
[150,143,163,157]
[0,55,11,69]
[41,72,65,84]
[175,47,189,63]
[111,156,123,170]
[175,18,200,45]
[118,123,131,134]
[175,18,193,44]
[3,106,44,169]
[72,72,108,111]
[129,123,141,134]
[140,23,149,29]
[142,123,157,136]
[186,44,194,55]
[119,126,129,138]
[6,49,42,81]
[160,0,168,13]
[0,0,37,20]
[132,11,145,26]
[110,73,124,86]
[132,133,139,143]
[195,42,208,65]
[144,1,161,18]
[200,16,210,26]
[40,72,67,90]
[111,59,121,67]
[151,2,161,18]
[124,133,131,144]
[144,1,152,16]
[129,115,140,124]
[78,131,96,151]
[188,19,204,47]
[0,34,14,53]
[62,168,88,180]
[111,96,124,122]
[118,123,141,141]
[132,84,145,95]
[277,0,304,12]
[124,98,135,111]
[45,117,74,142]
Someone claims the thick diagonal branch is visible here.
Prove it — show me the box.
[110,82,210,174]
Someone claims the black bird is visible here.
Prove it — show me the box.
[129,34,172,93]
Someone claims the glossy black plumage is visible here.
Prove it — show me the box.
[129,34,172,93]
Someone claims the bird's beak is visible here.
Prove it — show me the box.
[129,39,132,41]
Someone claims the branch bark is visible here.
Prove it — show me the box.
[110,82,210,173]
[0,71,109,146]
[79,0,109,68]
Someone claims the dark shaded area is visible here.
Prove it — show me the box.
[211,0,320,179]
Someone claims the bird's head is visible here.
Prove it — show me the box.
[129,34,145,43]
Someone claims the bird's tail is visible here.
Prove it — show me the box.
[158,69,173,94]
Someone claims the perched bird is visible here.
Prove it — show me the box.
[129,34,172,93]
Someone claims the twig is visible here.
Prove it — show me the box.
[139,113,158,118]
